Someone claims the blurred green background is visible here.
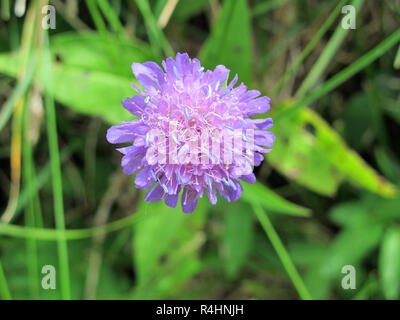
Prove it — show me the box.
[0,0,400,300]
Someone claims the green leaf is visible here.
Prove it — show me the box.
[305,222,383,299]
[375,147,400,182]
[133,199,208,292]
[342,93,372,151]
[394,44,400,69]
[199,0,252,84]
[135,0,174,57]
[223,202,253,278]
[330,195,400,228]
[49,65,134,124]
[276,28,400,122]
[295,0,364,98]
[133,202,187,287]
[242,182,311,217]
[0,33,156,124]
[50,32,154,78]
[379,228,400,299]
[269,104,397,197]
[173,0,209,21]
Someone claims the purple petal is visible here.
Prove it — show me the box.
[240,89,260,102]
[135,167,155,189]
[165,192,179,208]
[106,123,137,144]
[251,118,273,130]
[246,96,270,116]
[254,153,264,166]
[226,74,238,90]
[181,187,199,213]
[145,183,166,202]
[216,182,231,202]
[212,65,230,86]
[240,173,256,184]
[206,186,218,205]
[122,154,144,175]
[132,62,160,83]
[142,61,165,84]
[255,131,275,147]
[175,52,191,76]
[226,180,243,201]
[122,95,147,116]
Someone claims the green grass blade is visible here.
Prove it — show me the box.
[0,259,11,300]
[22,89,40,298]
[394,44,400,69]
[271,0,347,96]
[135,0,174,57]
[1,0,10,20]
[251,0,293,16]
[0,213,142,241]
[379,228,400,299]
[96,0,126,37]
[43,32,71,300]
[295,0,364,98]
[85,0,108,35]
[252,203,312,300]
[15,145,76,221]
[0,54,35,132]
[276,28,400,121]
[199,0,252,84]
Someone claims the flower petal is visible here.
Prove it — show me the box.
[181,186,199,213]
[165,192,180,208]
[135,167,155,189]
[145,183,165,202]
[240,173,256,184]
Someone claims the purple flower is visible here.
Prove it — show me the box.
[106,53,274,213]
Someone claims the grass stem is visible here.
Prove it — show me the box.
[252,203,312,300]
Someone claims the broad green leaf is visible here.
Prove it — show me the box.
[133,202,187,287]
[379,228,400,299]
[199,0,252,84]
[50,32,154,78]
[0,33,156,124]
[49,65,133,124]
[223,202,253,278]
[242,182,310,217]
[150,256,202,299]
[269,104,397,197]
[133,199,208,293]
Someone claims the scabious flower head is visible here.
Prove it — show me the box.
[107,53,274,213]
